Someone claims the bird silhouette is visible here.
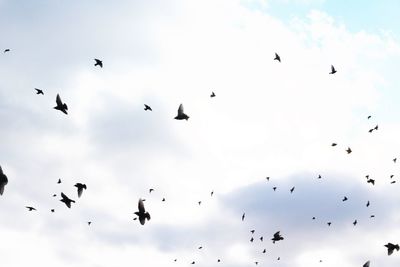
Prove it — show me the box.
[366,201,370,207]
[318,175,322,179]
[346,147,352,154]
[3,49,10,53]
[54,94,68,115]
[331,143,337,146]
[198,201,202,205]
[74,183,87,198]
[162,198,166,202]
[273,187,277,191]
[367,115,371,119]
[384,243,399,255]
[210,92,216,98]
[0,165,8,195]
[191,261,195,264]
[312,217,316,220]
[290,186,295,193]
[250,230,255,234]
[367,178,375,185]
[198,246,203,249]
[134,198,151,225]
[211,191,214,197]
[262,249,266,253]
[250,237,254,242]
[342,196,348,202]
[329,65,337,74]
[51,209,55,212]
[242,213,245,221]
[363,261,370,267]
[327,222,332,226]
[274,53,281,62]
[260,236,263,242]
[149,188,154,193]
[174,104,189,120]
[271,231,284,243]
[34,88,44,95]
[353,220,357,226]
[88,221,92,226]
[60,192,75,208]
[94,58,103,68]
[25,206,36,211]
[57,179,61,184]
[144,104,152,111]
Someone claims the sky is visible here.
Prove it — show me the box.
[0,0,400,266]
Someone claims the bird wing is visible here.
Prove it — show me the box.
[138,199,145,213]
[77,187,83,197]
[363,261,370,267]
[178,104,184,115]
[145,212,151,221]
[331,65,335,71]
[61,192,68,200]
[56,94,63,106]
[273,231,280,238]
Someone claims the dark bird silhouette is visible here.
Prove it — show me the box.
[198,246,203,249]
[26,206,36,211]
[327,222,332,226]
[370,215,375,218]
[242,213,245,221]
[52,194,57,197]
[134,198,151,225]
[54,94,68,115]
[391,181,396,184]
[274,53,281,62]
[0,165,8,195]
[162,197,166,202]
[149,188,154,193]
[393,158,397,163]
[211,191,214,197]
[277,257,281,260]
[74,183,87,198]
[390,175,394,179]
[329,65,337,74]
[250,237,254,242]
[174,104,189,120]
[367,115,371,119]
[366,201,370,207]
[4,49,10,53]
[260,236,263,242]
[94,58,103,68]
[374,125,378,130]
[254,261,258,265]
[271,231,284,243]
[363,261,370,267]
[262,249,266,253]
[384,243,399,256]
[217,259,221,262]
[198,201,202,205]
[57,179,61,184]
[312,217,316,220]
[342,196,348,202]
[290,186,295,193]
[88,221,92,226]
[318,174,322,179]
[250,230,255,234]
[346,147,352,154]
[191,261,195,264]
[266,176,270,181]
[368,128,374,133]
[34,88,44,95]
[273,187,277,191]
[144,104,152,111]
[367,178,375,185]
[353,220,357,226]
[51,209,55,212]
[210,92,216,98]
[60,192,75,208]
[331,143,337,146]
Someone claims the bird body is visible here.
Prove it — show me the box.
[54,94,68,115]
[134,198,151,225]
[0,165,8,195]
[60,192,75,208]
[174,104,189,120]
[385,243,399,255]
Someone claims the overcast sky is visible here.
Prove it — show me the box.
[0,0,400,266]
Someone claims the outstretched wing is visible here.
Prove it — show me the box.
[138,198,145,213]
[331,65,335,72]
[178,104,184,116]
[77,187,83,197]
[363,261,370,267]
[56,94,63,106]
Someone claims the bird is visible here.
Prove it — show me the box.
[198,246,203,249]
[174,104,189,120]
[367,115,371,119]
[94,58,103,68]
[210,92,216,98]
[266,176,270,181]
[144,104,152,111]
[363,261,370,267]
[60,192,75,208]
[312,217,316,220]
[52,194,56,197]
[368,128,374,133]
[367,178,375,185]
[250,237,254,242]
[342,196,348,202]
[394,158,397,163]
[198,201,202,205]
[134,198,151,225]
[57,179,61,184]
[250,230,255,234]
[0,165,8,196]
[391,181,396,184]
[390,175,394,179]
[217,259,221,262]
[374,125,378,130]
[34,88,44,95]
[88,221,92,226]
[51,209,55,213]
[366,201,370,207]
[274,53,281,62]
[290,186,295,193]
[54,94,68,115]
[317,174,322,179]
[191,261,195,264]
[211,191,214,197]
[162,198,166,202]
[384,243,399,256]
[262,249,266,253]
[74,183,87,198]
[271,231,284,243]
[149,188,154,193]
[353,220,357,226]
[346,147,352,154]
[329,65,337,74]
[277,257,281,260]
[327,222,332,226]
[370,215,375,218]
[3,49,10,53]
[273,187,277,191]
[260,236,263,242]
[331,143,337,146]
[254,261,258,265]
[25,206,36,211]
[242,213,245,221]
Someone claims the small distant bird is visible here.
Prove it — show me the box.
[363,261,370,267]
[174,259,177,262]
[346,147,352,154]
[0,165,8,195]
[290,186,295,193]
[250,237,254,242]
[250,230,255,234]
[368,128,374,133]
[26,206,36,211]
[342,196,348,202]
[217,259,221,262]
[52,194,57,197]
[260,236,263,242]
[162,198,166,202]
[274,53,281,62]
[211,191,214,197]
[198,246,202,249]
[254,262,258,265]
[271,231,284,243]
[242,213,245,221]
[94,58,103,68]
[57,179,61,184]
[54,94,68,115]
[367,179,375,185]
[390,175,394,179]
[327,222,332,226]
[273,187,277,191]
[74,183,87,198]
[312,217,316,220]
[191,261,195,264]
[329,65,337,74]
[34,88,44,95]
[60,192,75,208]
[318,174,322,179]
[210,92,216,98]
[266,177,270,181]
[174,104,189,120]
[134,198,151,225]
[149,188,154,193]
[51,209,55,212]
[367,115,371,119]
[353,220,357,226]
[370,215,375,218]
[384,243,399,256]
[4,49,10,53]
[262,249,266,253]
[366,201,370,207]
[277,257,280,260]
[374,125,378,130]
[393,158,397,163]
[144,104,152,111]
[198,201,202,205]
[88,221,92,226]
[331,143,337,146]
[391,181,396,184]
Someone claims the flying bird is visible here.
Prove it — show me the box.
[366,201,370,207]
[353,220,357,226]
[25,206,36,211]
[260,236,263,242]
[327,222,332,226]
[342,196,348,202]
[331,143,337,146]
[94,58,103,68]
[329,65,337,74]
[393,158,397,163]
[34,88,44,95]
[271,231,284,243]
[211,191,214,197]
[250,230,255,234]
[54,94,68,115]
[88,221,92,226]
[290,186,295,193]
[384,243,399,256]
[60,192,75,208]
[363,261,370,267]
[0,165,8,195]
[57,179,61,184]
[74,183,87,198]
[3,49,10,53]
[274,53,281,62]
[250,237,254,242]
[242,213,245,221]
[273,187,277,191]
[134,198,151,225]
[162,198,166,202]
[174,104,189,120]
[367,178,375,185]
[210,92,216,98]
[367,115,371,119]
[346,147,352,154]
[51,209,55,213]
[262,249,266,253]
[144,104,152,111]
[149,188,154,193]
